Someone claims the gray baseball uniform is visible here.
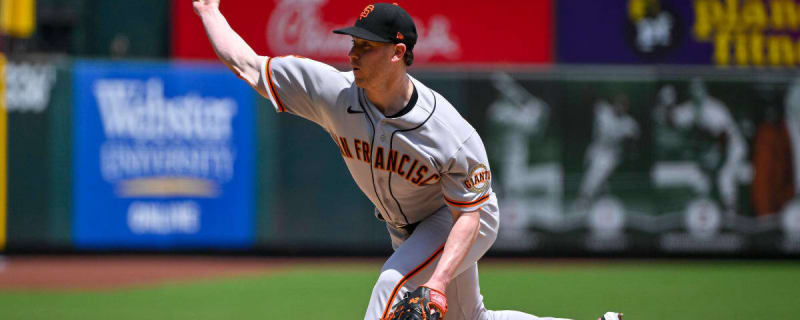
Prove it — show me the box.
[260,55,567,320]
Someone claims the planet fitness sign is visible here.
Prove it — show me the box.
[558,0,800,67]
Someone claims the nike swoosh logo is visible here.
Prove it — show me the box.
[347,106,364,114]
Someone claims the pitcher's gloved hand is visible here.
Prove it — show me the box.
[386,286,447,320]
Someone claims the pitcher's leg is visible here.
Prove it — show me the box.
[443,264,572,320]
[437,263,484,320]
[363,210,453,320]
[484,311,572,320]
[365,198,509,320]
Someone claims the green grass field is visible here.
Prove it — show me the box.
[1,260,798,320]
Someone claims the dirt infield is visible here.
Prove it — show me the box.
[0,255,292,290]
[0,255,615,291]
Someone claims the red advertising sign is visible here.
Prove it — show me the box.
[172,0,552,65]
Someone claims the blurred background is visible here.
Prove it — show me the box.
[2,1,800,319]
[3,0,798,257]
[3,0,800,257]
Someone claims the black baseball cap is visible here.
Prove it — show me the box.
[333,3,418,51]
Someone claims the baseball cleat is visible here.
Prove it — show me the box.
[598,312,622,320]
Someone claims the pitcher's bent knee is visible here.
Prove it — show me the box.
[373,269,406,296]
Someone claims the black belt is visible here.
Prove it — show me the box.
[401,222,419,235]
[378,213,419,235]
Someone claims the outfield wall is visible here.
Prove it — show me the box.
[2,56,800,256]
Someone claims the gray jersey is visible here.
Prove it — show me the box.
[260,56,494,227]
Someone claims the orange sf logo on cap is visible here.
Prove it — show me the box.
[359,4,375,20]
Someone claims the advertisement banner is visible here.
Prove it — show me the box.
[172,0,552,65]
[4,56,63,248]
[557,0,800,67]
[73,61,255,249]
[459,70,800,255]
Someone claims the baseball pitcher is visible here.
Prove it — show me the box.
[193,1,621,319]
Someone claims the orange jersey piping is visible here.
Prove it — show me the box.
[265,57,287,113]
[380,244,445,319]
[444,193,491,208]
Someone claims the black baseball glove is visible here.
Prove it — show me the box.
[386,286,448,320]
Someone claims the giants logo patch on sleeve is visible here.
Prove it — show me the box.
[463,164,491,193]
